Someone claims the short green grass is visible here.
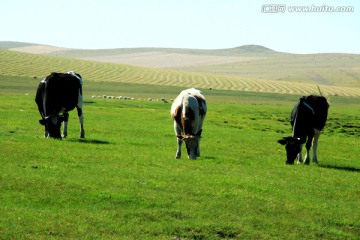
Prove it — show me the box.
[0,77,359,239]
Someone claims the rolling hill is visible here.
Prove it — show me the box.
[1,41,282,56]
[2,42,282,68]
[1,41,360,96]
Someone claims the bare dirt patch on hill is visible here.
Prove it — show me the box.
[80,51,265,68]
[9,45,67,54]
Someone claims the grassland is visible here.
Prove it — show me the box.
[0,43,359,239]
[1,74,360,239]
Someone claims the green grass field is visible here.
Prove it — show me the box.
[1,75,359,239]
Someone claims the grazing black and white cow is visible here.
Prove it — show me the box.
[171,88,207,160]
[35,71,85,139]
[278,95,329,165]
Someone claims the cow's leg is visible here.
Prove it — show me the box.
[297,144,304,164]
[304,136,313,165]
[76,107,85,138]
[304,128,315,164]
[62,112,69,138]
[76,90,85,138]
[44,124,49,138]
[312,129,321,164]
[176,137,183,159]
[174,121,182,158]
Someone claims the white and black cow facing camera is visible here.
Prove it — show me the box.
[278,95,329,165]
[171,88,207,160]
[35,71,85,139]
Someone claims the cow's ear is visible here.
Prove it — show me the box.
[277,139,288,145]
[39,119,46,125]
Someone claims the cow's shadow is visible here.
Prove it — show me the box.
[68,138,111,145]
[318,164,360,173]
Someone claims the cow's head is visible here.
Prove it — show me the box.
[277,136,301,164]
[177,130,202,160]
[39,115,65,139]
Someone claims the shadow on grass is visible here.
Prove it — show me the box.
[319,164,360,173]
[68,138,111,145]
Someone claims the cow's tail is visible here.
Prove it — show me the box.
[317,85,323,97]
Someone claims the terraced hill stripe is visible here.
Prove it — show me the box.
[1,50,359,96]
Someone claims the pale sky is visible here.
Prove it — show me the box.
[1,0,359,54]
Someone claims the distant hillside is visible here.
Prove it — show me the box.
[1,41,282,56]
[2,41,360,90]
[2,41,284,68]
[49,44,282,57]
[0,42,68,54]
[1,48,359,97]
[179,53,360,88]
[0,41,36,49]
[227,45,283,55]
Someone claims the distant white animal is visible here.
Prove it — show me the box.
[170,88,207,159]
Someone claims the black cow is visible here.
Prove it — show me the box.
[278,95,329,165]
[35,71,85,139]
